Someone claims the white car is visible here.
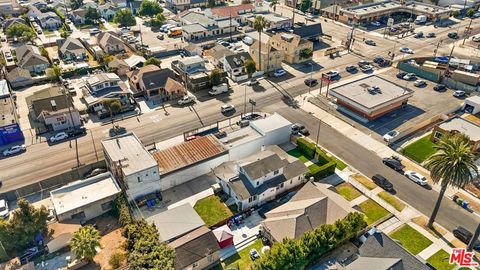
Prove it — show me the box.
[453,90,466,97]
[247,78,259,86]
[325,70,339,78]
[178,95,195,105]
[273,69,286,77]
[0,200,9,219]
[399,47,414,54]
[3,144,26,156]
[383,130,399,143]
[414,80,427,87]
[89,28,100,35]
[403,73,416,80]
[404,171,428,185]
[371,21,381,27]
[50,132,69,143]
[473,35,480,42]
[221,104,235,113]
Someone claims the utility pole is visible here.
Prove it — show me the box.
[433,40,442,57]
[243,84,247,113]
[229,11,232,42]
[462,17,473,45]
[60,76,80,171]
[309,63,313,94]
[315,118,321,146]
[291,0,297,27]
[348,22,356,52]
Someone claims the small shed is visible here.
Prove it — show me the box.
[213,225,234,249]
[463,96,480,114]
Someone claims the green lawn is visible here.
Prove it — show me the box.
[352,174,377,190]
[194,195,233,227]
[378,191,406,211]
[358,199,390,225]
[335,183,362,201]
[390,224,433,255]
[287,148,310,163]
[401,134,437,163]
[222,239,264,270]
[427,249,456,270]
[308,163,324,173]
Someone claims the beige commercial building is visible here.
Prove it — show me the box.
[249,41,283,72]
[269,33,313,64]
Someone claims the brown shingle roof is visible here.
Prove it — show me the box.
[164,77,185,94]
[210,4,254,17]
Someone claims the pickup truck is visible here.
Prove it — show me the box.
[208,83,229,96]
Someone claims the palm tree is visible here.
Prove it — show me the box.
[424,133,478,228]
[270,0,279,13]
[102,99,122,135]
[253,16,266,72]
[467,223,480,251]
[70,225,101,261]
[244,59,256,81]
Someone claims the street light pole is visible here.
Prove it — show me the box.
[309,63,313,94]
[462,17,474,45]
[315,118,321,146]
[244,84,247,114]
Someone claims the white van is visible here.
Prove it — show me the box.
[208,83,229,96]
[0,199,9,219]
[243,36,254,45]
[414,15,427,24]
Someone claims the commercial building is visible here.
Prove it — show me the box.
[179,11,238,41]
[50,172,121,222]
[261,181,355,242]
[166,0,225,12]
[269,33,313,64]
[0,81,23,147]
[102,132,161,202]
[329,75,413,122]
[248,13,291,30]
[431,116,480,152]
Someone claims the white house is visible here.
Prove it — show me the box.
[214,145,308,211]
[180,11,238,41]
[98,3,117,20]
[102,132,161,202]
[86,73,121,93]
[222,52,252,82]
[38,12,62,30]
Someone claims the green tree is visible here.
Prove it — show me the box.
[299,0,312,13]
[253,16,266,71]
[48,65,62,82]
[269,0,279,12]
[102,99,122,119]
[452,10,460,18]
[151,13,166,27]
[70,0,83,10]
[101,54,115,64]
[209,68,222,86]
[424,133,478,228]
[300,48,313,59]
[21,30,36,43]
[145,57,162,67]
[466,8,475,17]
[138,0,163,17]
[70,226,101,261]
[0,199,49,254]
[85,7,101,24]
[6,24,35,39]
[114,9,136,27]
[109,252,125,269]
[244,59,256,80]
[207,0,216,8]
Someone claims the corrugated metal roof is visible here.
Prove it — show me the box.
[153,135,227,175]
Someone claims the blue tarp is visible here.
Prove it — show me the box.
[0,123,24,146]
[435,56,449,63]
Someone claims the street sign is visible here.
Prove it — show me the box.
[320,74,331,83]
[387,18,394,27]
[249,99,256,106]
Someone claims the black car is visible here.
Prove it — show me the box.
[433,84,446,92]
[19,246,47,265]
[346,65,358,72]
[396,72,407,79]
[453,226,480,251]
[67,127,87,137]
[448,32,459,39]
[372,174,394,191]
[304,78,318,87]
[414,32,424,38]
[373,56,385,64]
[299,127,310,136]
[382,157,405,171]
[358,60,370,67]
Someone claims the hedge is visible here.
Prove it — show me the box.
[297,137,337,180]
[297,137,316,159]
[306,161,336,180]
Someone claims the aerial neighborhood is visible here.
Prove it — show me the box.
[1,0,480,268]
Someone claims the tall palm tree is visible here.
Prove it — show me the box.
[70,225,101,261]
[253,16,266,72]
[424,133,478,228]
[270,0,279,13]
[467,223,480,251]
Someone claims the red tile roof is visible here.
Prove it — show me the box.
[210,4,254,17]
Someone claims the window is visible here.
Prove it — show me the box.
[273,170,279,175]
[290,179,292,184]
[137,176,142,182]
[101,201,112,211]
[434,131,443,140]
[280,183,284,188]
[256,181,259,186]
[71,211,85,220]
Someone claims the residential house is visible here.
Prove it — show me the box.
[0,0,21,16]
[27,5,42,19]
[210,44,234,68]
[213,145,308,211]
[50,0,68,15]
[50,172,121,222]
[222,52,253,82]
[249,41,283,72]
[180,11,238,41]
[127,65,185,101]
[169,226,221,270]
[431,116,480,152]
[82,0,98,9]
[166,0,224,12]
[248,13,291,30]
[86,72,121,93]
[98,3,117,20]
[183,43,202,57]
[127,0,141,15]
[70,9,86,25]
[57,37,87,61]
[30,0,48,10]
[108,58,130,76]
[97,32,125,54]
[102,132,161,202]
[2,18,26,32]
[26,87,81,132]
[269,33,313,64]
[38,11,62,30]
[292,23,323,42]
[6,67,34,89]
[261,181,355,242]
[171,56,227,91]
[15,44,50,74]
[110,0,126,8]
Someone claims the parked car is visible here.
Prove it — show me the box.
[209,83,229,96]
[67,127,87,137]
[414,32,424,38]
[299,127,310,136]
[89,28,100,35]
[427,32,436,38]
[221,104,235,113]
[19,246,47,265]
[346,65,357,72]
[358,60,370,67]
[403,73,416,80]
[396,71,407,79]
[325,70,339,78]
[383,130,399,143]
[371,21,381,27]
[178,95,195,105]
[373,56,385,64]
[306,14,316,21]
[273,69,286,77]
[448,32,459,39]
[83,168,107,179]
[382,157,405,171]
[372,174,394,191]
[2,144,26,157]
[433,84,446,91]
[241,112,262,121]
[243,36,254,45]
[49,132,69,143]
[156,34,164,40]
[473,35,480,42]
[365,39,376,46]
[399,47,414,54]
[360,65,373,73]
[473,12,480,18]
[237,120,250,127]
[0,199,9,219]
[453,90,466,97]
[304,78,318,87]
[453,226,480,251]
[404,171,428,185]
[291,123,303,134]
[249,249,260,260]
[414,80,427,87]
[247,78,259,86]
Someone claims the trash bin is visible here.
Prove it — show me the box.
[462,200,469,209]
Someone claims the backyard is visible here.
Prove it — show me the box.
[335,183,362,201]
[218,239,264,270]
[358,199,390,225]
[287,148,310,163]
[401,134,437,163]
[390,224,433,255]
[427,249,456,270]
[194,195,233,227]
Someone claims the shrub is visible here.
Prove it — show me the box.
[109,252,125,269]
[306,161,336,180]
[112,194,132,227]
[297,137,316,158]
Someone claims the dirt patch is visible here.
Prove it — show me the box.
[454,192,480,213]
[93,228,126,270]
[465,183,480,198]
[411,216,447,238]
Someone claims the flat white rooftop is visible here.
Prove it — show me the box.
[51,172,121,215]
[102,132,158,176]
[438,117,480,141]
[250,113,292,135]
